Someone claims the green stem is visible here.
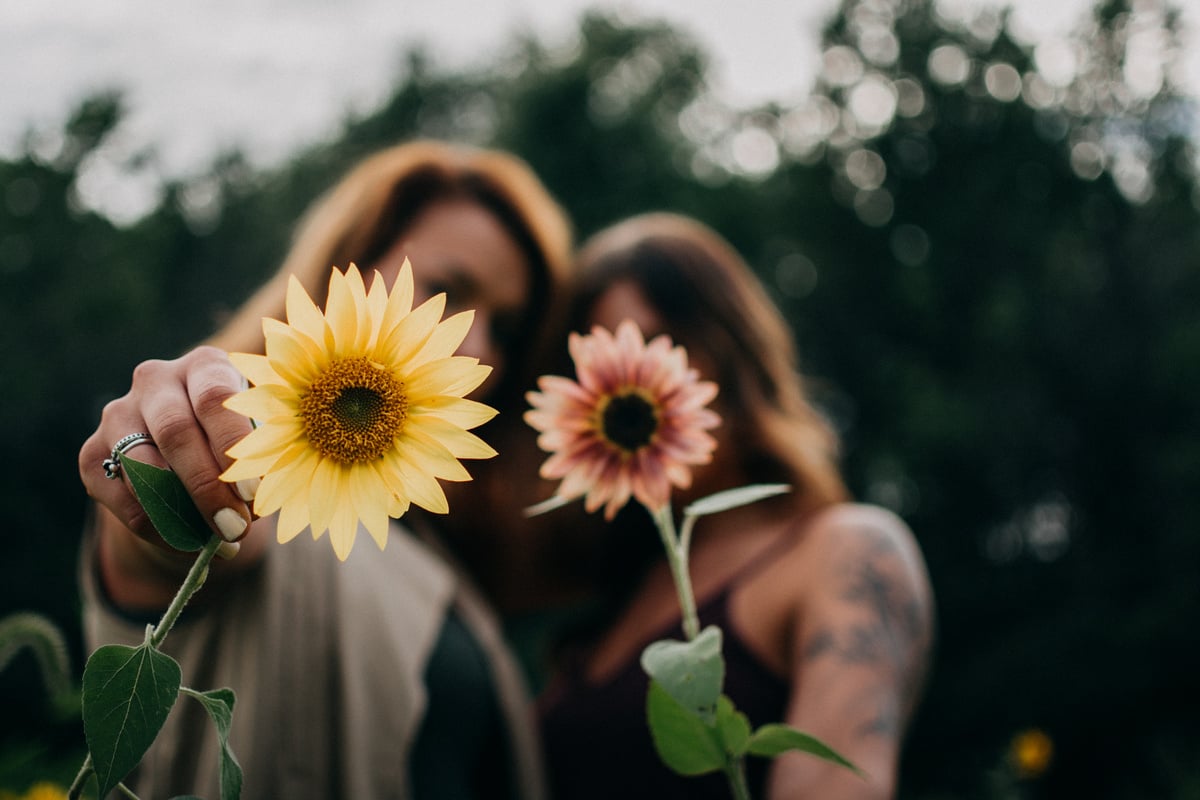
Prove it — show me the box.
[68,753,93,799]
[150,534,223,648]
[116,781,142,799]
[651,505,700,641]
[723,757,752,800]
[69,534,223,799]
[0,612,73,702]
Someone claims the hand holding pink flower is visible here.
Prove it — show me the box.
[525,318,858,800]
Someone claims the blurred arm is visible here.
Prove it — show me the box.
[768,505,934,800]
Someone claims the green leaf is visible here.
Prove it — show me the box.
[747,723,864,776]
[645,679,725,776]
[715,696,752,757]
[183,687,243,800]
[122,456,212,551]
[683,484,791,519]
[82,642,182,798]
[640,625,723,722]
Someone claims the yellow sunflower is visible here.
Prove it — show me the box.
[525,319,720,520]
[220,261,497,560]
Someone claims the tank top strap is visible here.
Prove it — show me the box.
[697,513,810,610]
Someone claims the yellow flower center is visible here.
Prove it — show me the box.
[598,389,660,453]
[301,356,407,464]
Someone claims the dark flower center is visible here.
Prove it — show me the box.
[301,357,407,463]
[600,390,659,452]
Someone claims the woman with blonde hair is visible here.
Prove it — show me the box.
[78,140,571,800]
[537,213,934,799]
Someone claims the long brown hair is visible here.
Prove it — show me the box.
[569,212,848,513]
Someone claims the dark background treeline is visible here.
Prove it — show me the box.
[2,1,1198,797]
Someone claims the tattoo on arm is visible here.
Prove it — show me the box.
[802,527,932,739]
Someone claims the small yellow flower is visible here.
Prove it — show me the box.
[1009,728,1054,779]
[19,784,69,800]
[525,320,720,520]
[221,262,498,560]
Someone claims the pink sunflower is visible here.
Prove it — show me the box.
[525,319,721,520]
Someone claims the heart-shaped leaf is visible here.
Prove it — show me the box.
[183,687,243,800]
[645,679,725,776]
[641,625,723,721]
[83,642,182,798]
[747,723,863,776]
[122,456,212,552]
[683,484,791,519]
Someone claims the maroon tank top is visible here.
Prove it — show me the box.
[538,532,796,799]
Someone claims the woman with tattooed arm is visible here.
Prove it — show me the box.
[537,213,935,800]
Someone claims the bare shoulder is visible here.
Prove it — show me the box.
[803,503,930,592]
[796,503,935,718]
[769,505,934,792]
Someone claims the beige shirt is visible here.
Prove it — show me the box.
[81,524,546,800]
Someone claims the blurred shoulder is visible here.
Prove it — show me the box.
[801,503,931,595]
[806,501,917,548]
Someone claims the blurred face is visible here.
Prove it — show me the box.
[588,278,720,379]
[372,198,531,399]
[586,278,665,340]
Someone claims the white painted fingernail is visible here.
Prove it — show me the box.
[235,477,260,502]
[216,541,241,560]
[214,508,247,542]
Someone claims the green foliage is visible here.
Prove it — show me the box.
[645,679,726,776]
[0,613,75,716]
[122,457,213,552]
[640,626,724,723]
[82,642,181,798]
[642,618,856,785]
[181,688,242,800]
[747,724,862,776]
[682,484,791,519]
[69,487,230,797]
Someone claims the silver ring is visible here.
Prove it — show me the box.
[102,433,156,480]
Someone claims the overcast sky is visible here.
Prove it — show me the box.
[4,0,1195,221]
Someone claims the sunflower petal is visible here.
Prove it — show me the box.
[378,294,445,368]
[391,453,450,514]
[286,274,328,345]
[412,311,474,364]
[275,499,311,544]
[351,464,391,550]
[414,417,498,460]
[307,458,341,538]
[405,357,490,400]
[228,352,285,387]
[263,319,324,387]
[379,258,416,333]
[223,384,296,420]
[411,396,498,430]
[396,428,474,481]
[253,446,319,517]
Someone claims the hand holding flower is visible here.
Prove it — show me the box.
[66,262,497,799]
[526,320,861,799]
